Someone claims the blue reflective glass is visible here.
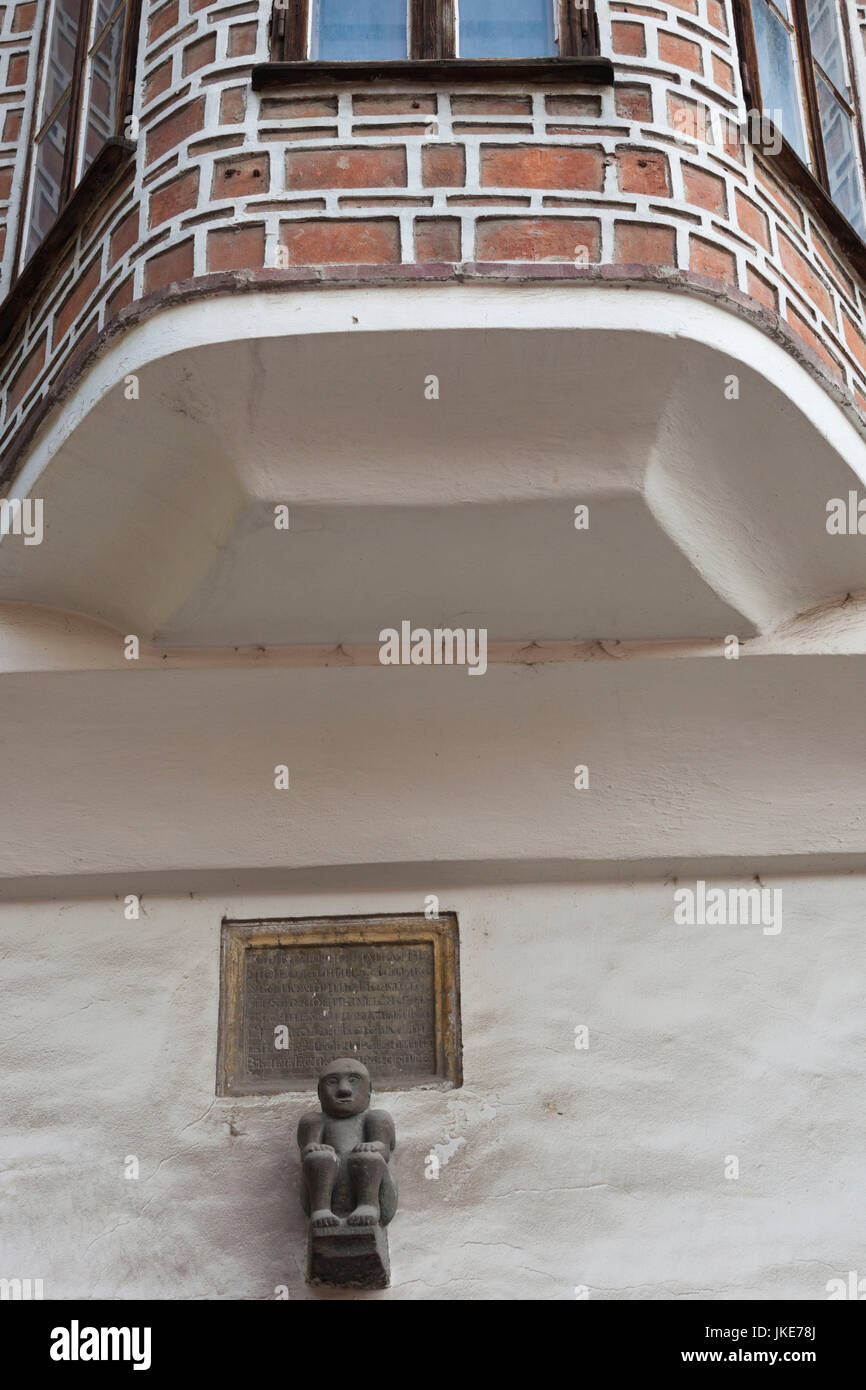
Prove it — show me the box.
[752,0,808,164]
[816,73,865,234]
[311,0,408,61]
[805,0,846,95]
[458,0,556,58]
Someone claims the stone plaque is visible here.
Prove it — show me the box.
[217,914,461,1094]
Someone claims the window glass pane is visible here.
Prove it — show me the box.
[92,0,122,41]
[458,0,556,57]
[42,0,83,120]
[310,0,408,60]
[804,0,846,93]
[752,0,809,163]
[816,72,865,233]
[81,9,125,172]
[25,96,70,259]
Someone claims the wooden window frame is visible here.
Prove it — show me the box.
[16,0,141,273]
[734,0,866,235]
[270,0,600,63]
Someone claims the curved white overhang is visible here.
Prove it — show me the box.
[2,284,866,885]
[2,284,866,644]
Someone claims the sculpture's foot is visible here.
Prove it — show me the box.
[310,1209,340,1229]
[347,1205,379,1226]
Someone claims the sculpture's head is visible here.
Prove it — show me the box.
[318,1058,372,1117]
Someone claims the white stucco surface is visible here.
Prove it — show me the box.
[1,877,863,1300]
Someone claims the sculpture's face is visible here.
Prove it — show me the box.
[319,1061,371,1117]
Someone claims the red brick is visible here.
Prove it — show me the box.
[682,163,727,215]
[754,165,803,229]
[149,167,199,228]
[451,95,532,116]
[220,87,246,124]
[734,189,770,250]
[454,121,533,135]
[12,1,36,30]
[812,235,854,300]
[787,304,842,378]
[53,257,101,343]
[480,145,603,191]
[707,0,728,31]
[7,52,28,85]
[144,238,195,293]
[617,148,670,196]
[842,311,866,376]
[615,85,652,122]
[265,127,340,144]
[354,94,436,115]
[778,233,833,321]
[190,0,216,9]
[611,22,646,56]
[148,0,177,44]
[546,95,601,117]
[712,53,735,92]
[667,92,705,144]
[144,58,172,106]
[227,21,257,57]
[279,219,401,264]
[690,235,736,282]
[658,32,703,73]
[286,147,406,191]
[145,98,205,165]
[7,333,46,413]
[0,166,12,200]
[106,274,135,321]
[668,0,698,11]
[109,206,140,265]
[353,122,427,137]
[189,135,239,155]
[206,223,265,271]
[421,144,465,188]
[476,217,599,262]
[2,108,22,141]
[182,32,216,75]
[70,314,100,361]
[212,151,269,198]
[415,217,461,262]
[261,96,338,118]
[614,221,676,265]
[746,265,777,312]
[80,167,134,246]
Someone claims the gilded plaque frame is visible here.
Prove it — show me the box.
[217,912,462,1095]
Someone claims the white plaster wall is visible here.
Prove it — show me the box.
[1,875,864,1300]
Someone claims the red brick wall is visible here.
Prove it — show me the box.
[4,0,866,460]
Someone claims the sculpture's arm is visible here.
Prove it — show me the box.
[297,1109,326,1154]
[355,1109,396,1160]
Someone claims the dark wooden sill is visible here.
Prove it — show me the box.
[0,136,135,348]
[757,126,866,282]
[253,57,614,90]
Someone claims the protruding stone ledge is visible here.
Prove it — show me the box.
[4,260,864,489]
[252,57,615,91]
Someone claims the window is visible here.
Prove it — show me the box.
[22,0,139,265]
[738,0,866,235]
[457,0,557,59]
[310,0,408,61]
[271,1,598,63]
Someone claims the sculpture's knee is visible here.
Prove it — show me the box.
[303,1146,338,1172]
[348,1149,387,1176]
